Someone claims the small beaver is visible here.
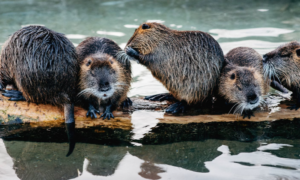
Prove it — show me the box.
[125,23,224,113]
[263,41,300,109]
[218,47,268,118]
[0,25,78,156]
[76,37,131,119]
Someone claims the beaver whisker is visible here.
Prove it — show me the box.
[228,103,239,114]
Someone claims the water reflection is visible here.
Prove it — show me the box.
[1,139,300,180]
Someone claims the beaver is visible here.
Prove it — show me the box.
[0,25,78,156]
[263,41,300,109]
[76,37,131,119]
[125,23,224,113]
[218,47,269,118]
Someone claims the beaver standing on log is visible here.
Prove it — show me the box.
[218,47,269,118]
[125,23,224,113]
[263,41,300,109]
[76,37,131,119]
[0,26,78,156]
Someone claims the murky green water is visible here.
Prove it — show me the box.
[1,0,300,179]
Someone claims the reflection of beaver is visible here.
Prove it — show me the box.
[76,37,131,119]
[263,41,300,109]
[125,23,224,113]
[0,26,78,156]
[218,47,268,118]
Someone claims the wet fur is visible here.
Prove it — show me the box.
[76,37,131,110]
[263,41,300,95]
[126,23,224,104]
[0,25,78,105]
[219,47,268,113]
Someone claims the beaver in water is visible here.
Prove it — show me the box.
[125,22,224,113]
[218,47,269,118]
[263,41,300,109]
[76,37,131,119]
[0,25,78,156]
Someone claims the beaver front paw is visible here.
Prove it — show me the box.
[101,112,114,120]
[2,90,26,101]
[86,104,100,119]
[288,104,300,111]
[242,110,255,119]
[165,101,186,114]
[126,47,140,59]
[145,93,176,101]
[121,97,132,108]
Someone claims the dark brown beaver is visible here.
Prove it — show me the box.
[125,22,224,113]
[218,47,268,118]
[263,41,300,109]
[0,25,78,156]
[76,37,131,119]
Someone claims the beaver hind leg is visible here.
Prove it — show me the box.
[145,93,176,101]
[2,90,26,101]
[121,97,133,108]
[165,101,187,114]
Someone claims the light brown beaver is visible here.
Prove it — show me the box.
[125,23,224,113]
[263,41,300,110]
[218,47,268,118]
[0,25,78,156]
[76,37,131,119]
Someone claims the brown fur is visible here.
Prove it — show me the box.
[126,23,224,104]
[219,47,268,111]
[263,41,300,90]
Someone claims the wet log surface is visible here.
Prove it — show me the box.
[0,93,300,144]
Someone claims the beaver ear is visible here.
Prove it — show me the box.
[223,58,231,66]
[142,24,150,30]
[296,49,300,57]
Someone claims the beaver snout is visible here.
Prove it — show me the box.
[247,94,259,104]
[126,47,140,59]
[99,82,111,92]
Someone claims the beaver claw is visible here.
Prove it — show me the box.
[86,104,100,119]
[122,97,132,108]
[2,90,26,101]
[242,110,255,119]
[288,104,300,111]
[126,47,140,59]
[165,101,186,114]
[145,93,176,101]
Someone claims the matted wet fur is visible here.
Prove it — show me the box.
[0,26,78,105]
[263,41,300,109]
[218,47,268,117]
[125,23,224,106]
[0,25,78,156]
[76,37,131,119]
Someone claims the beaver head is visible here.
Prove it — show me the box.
[125,22,170,63]
[78,54,124,100]
[219,61,265,113]
[263,41,300,88]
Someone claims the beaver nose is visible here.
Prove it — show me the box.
[247,94,259,104]
[99,82,110,92]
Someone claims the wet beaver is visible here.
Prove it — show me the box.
[263,41,300,109]
[76,37,131,119]
[218,47,269,118]
[125,23,224,113]
[0,25,78,156]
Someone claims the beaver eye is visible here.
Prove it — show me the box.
[230,73,235,80]
[86,59,92,66]
[296,49,300,57]
[142,24,150,29]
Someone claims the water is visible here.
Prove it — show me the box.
[1,0,300,179]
